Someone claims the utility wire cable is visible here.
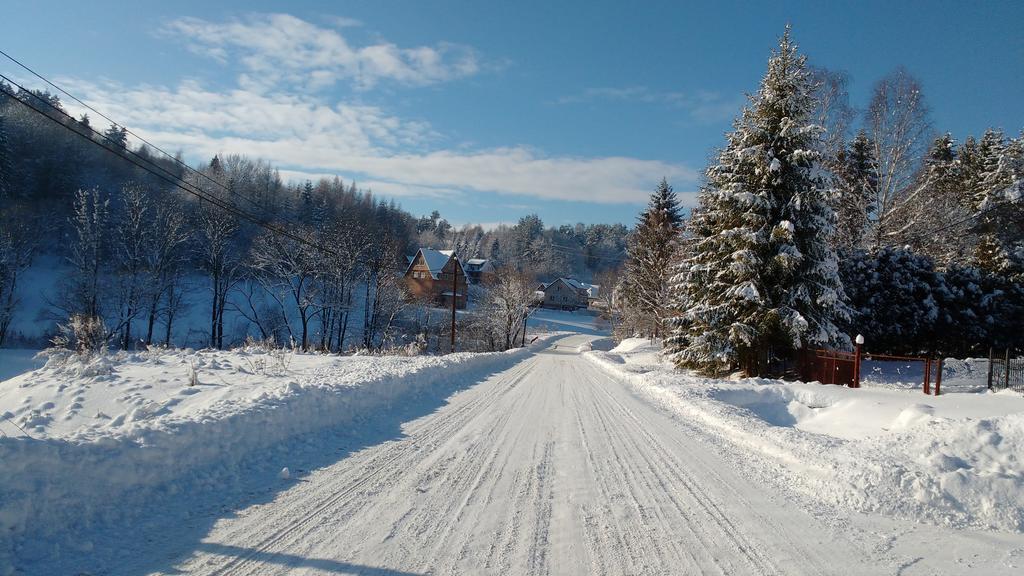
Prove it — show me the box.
[0,76,343,259]
[0,48,267,213]
[0,58,631,269]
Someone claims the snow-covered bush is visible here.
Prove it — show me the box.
[49,313,109,356]
[841,247,1024,356]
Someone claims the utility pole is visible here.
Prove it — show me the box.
[450,256,458,353]
[521,306,528,347]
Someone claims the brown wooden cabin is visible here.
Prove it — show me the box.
[404,248,468,309]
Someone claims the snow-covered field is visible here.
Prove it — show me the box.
[585,339,1024,533]
[0,338,558,572]
[527,306,610,337]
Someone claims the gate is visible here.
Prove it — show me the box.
[861,353,943,395]
[799,349,859,387]
[799,348,942,394]
[988,350,1024,393]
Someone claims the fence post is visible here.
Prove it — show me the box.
[1005,349,1012,390]
[853,334,864,389]
[934,358,942,396]
[987,347,994,391]
[923,358,931,395]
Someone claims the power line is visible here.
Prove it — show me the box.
[0,74,343,259]
[0,53,630,273]
[0,48,267,214]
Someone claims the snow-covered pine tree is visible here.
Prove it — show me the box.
[832,131,878,251]
[665,27,848,376]
[970,129,1023,273]
[620,177,683,339]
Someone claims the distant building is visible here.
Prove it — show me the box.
[537,278,590,310]
[403,248,468,309]
[463,258,496,285]
[582,283,601,306]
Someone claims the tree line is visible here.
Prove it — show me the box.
[0,82,627,352]
[616,27,1024,375]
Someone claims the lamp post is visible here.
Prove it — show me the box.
[853,334,864,388]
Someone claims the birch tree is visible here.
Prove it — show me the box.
[865,68,933,249]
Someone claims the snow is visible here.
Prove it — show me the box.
[0,350,44,382]
[586,338,1024,533]
[527,307,608,337]
[102,334,885,575]
[0,337,558,570]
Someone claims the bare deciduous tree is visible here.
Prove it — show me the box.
[195,199,242,349]
[113,183,150,349]
[143,192,191,346]
[865,67,934,249]
[0,207,35,346]
[480,267,536,351]
[249,228,320,351]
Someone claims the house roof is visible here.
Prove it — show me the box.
[404,248,468,280]
[541,278,588,293]
[565,278,584,290]
[464,258,492,272]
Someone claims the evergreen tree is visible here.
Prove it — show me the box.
[103,123,127,150]
[300,180,315,222]
[907,133,972,265]
[620,177,683,338]
[971,129,1015,272]
[0,114,11,198]
[832,131,878,250]
[490,237,502,265]
[665,28,848,376]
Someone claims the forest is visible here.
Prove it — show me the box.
[0,80,626,352]
[2,27,1022,368]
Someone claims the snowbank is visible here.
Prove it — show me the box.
[0,338,554,566]
[585,338,1024,532]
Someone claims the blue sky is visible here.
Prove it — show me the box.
[2,0,1022,227]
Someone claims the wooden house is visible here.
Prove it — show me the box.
[404,248,468,309]
[537,278,590,310]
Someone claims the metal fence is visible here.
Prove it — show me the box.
[988,350,1024,393]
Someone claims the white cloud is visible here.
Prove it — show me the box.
[48,13,700,208]
[58,77,697,205]
[558,86,744,124]
[161,13,480,90]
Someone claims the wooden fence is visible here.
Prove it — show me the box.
[798,348,942,395]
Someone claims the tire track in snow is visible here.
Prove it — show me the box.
[170,336,890,576]
[203,357,542,575]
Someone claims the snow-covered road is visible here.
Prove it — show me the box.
[166,334,882,575]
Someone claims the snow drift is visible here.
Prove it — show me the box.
[0,339,554,567]
[585,339,1024,533]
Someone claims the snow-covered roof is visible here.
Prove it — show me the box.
[464,258,493,273]
[562,278,584,290]
[420,249,452,278]
[404,248,469,280]
[541,278,589,294]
